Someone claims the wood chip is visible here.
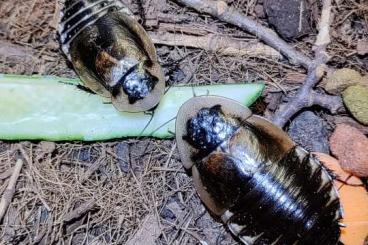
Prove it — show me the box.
[126,214,161,245]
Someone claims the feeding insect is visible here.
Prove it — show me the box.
[176,96,343,245]
[58,0,165,112]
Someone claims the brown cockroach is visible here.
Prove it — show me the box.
[58,0,164,112]
[176,96,343,245]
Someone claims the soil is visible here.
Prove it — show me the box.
[0,0,367,244]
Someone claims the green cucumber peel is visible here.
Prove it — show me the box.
[0,74,264,141]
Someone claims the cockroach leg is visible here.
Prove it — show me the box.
[167,130,175,137]
[138,110,156,137]
[136,0,146,27]
[164,84,172,95]
[149,116,177,137]
[57,81,96,94]
[76,84,97,95]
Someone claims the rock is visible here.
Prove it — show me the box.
[288,111,330,153]
[264,0,311,40]
[325,115,368,135]
[321,68,364,95]
[169,67,186,83]
[35,141,56,162]
[0,141,9,153]
[160,206,176,221]
[254,4,266,19]
[73,148,92,162]
[115,142,130,173]
[343,85,368,125]
[330,124,368,177]
[39,141,56,154]
[357,39,368,55]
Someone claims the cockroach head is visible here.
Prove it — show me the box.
[184,105,237,152]
[112,61,158,104]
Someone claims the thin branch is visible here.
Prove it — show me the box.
[272,0,334,127]
[173,0,312,68]
[150,32,282,58]
[173,0,339,127]
[310,91,344,114]
[0,159,24,222]
[272,68,319,126]
[0,40,35,62]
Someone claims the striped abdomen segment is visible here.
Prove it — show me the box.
[59,0,129,58]
[197,137,342,244]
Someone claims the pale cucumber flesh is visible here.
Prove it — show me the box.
[0,74,264,141]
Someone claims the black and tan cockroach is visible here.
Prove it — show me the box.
[176,96,343,245]
[58,0,165,112]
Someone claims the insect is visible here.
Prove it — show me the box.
[176,96,343,245]
[58,0,165,112]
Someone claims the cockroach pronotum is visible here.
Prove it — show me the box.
[58,0,165,112]
[176,96,343,245]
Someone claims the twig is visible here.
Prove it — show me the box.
[0,159,24,222]
[150,32,282,58]
[310,91,343,114]
[173,0,312,68]
[0,168,14,180]
[0,40,35,61]
[156,22,215,36]
[272,0,337,127]
[173,0,343,127]
[80,149,106,183]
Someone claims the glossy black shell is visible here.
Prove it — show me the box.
[176,96,342,245]
[58,0,164,112]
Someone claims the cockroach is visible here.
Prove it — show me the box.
[58,0,165,112]
[176,96,343,245]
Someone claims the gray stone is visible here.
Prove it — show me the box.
[115,142,130,173]
[264,0,312,40]
[288,111,330,153]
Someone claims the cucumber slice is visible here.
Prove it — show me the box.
[0,74,264,141]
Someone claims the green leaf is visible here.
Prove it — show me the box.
[0,74,264,141]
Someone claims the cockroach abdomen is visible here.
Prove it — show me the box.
[59,0,128,59]
[218,146,342,245]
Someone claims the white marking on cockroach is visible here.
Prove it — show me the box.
[64,0,84,13]
[63,5,114,42]
[59,0,123,60]
[61,0,110,26]
[228,222,246,236]
[110,58,139,86]
[271,235,283,245]
[239,233,263,245]
[221,210,234,223]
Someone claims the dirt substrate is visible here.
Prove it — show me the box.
[0,0,367,244]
